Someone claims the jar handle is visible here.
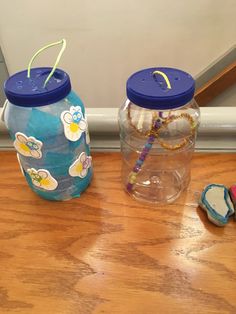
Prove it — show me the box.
[152,70,172,89]
[27,39,67,88]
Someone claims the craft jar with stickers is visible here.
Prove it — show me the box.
[3,39,92,201]
[119,67,200,204]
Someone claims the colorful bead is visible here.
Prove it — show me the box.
[148,135,155,142]
[128,172,137,184]
[133,165,140,172]
[154,120,161,128]
[145,143,152,150]
[148,139,155,144]
[130,177,136,184]
[136,160,143,166]
[143,147,149,154]
[139,155,146,161]
[130,173,137,180]
[141,151,147,158]
[127,183,133,191]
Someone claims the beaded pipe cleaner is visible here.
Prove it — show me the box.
[126,71,171,192]
[126,71,195,192]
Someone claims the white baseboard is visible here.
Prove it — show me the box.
[1,107,236,152]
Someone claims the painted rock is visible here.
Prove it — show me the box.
[229,185,236,213]
[199,184,234,227]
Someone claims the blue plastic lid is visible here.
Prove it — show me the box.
[126,67,195,110]
[4,67,71,107]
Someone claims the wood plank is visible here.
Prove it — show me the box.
[195,61,236,106]
[0,151,236,314]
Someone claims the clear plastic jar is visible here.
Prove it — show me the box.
[119,67,200,204]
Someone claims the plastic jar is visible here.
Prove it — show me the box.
[3,40,92,201]
[119,67,200,204]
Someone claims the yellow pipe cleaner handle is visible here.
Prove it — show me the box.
[27,39,66,88]
[152,70,172,89]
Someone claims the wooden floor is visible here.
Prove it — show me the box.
[0,151,236,314]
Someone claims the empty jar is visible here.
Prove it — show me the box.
[119,67,200,204]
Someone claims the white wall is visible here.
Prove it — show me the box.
[0,0,235,108]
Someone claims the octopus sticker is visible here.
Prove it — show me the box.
[27,168,58,191]
[60,106,87,141]
[69,152,92,178]
[14,132,43,159]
